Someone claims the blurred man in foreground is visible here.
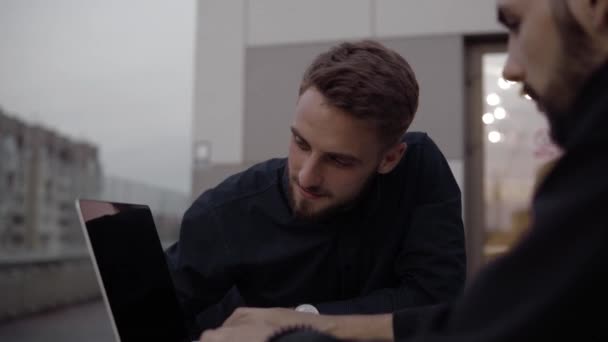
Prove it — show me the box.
[200,0,608,340]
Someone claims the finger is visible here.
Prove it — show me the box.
[199,329,217,342]
[223,307,256,327]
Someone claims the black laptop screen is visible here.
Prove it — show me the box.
[80,200,187,342]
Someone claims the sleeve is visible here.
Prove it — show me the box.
[268,327,346,342]
[316,135,467,314]
[165,200,239,336]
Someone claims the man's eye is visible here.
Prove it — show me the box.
[505,19,521,34]
[294,137,309,150]
[330,156,352,167]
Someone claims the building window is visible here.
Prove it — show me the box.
[12,214,24,225]
[59,148,73,164]
[11,233,24,246]
[6,172,14,188]
[16,133,24,150]
[45,179,53,201]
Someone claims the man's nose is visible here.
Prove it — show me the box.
[298,156,323,190]
[502,44,525,83]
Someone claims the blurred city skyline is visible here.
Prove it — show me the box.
[0,0,197,194]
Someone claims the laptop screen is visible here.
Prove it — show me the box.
[78,200,188,342]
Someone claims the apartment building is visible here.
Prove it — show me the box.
[0,109,102,253]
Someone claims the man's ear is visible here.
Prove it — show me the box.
[377,142,407,174]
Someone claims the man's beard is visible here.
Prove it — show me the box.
[287,172,376,223]
[535,0,601,147]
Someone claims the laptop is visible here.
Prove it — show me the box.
[76,199,191,342]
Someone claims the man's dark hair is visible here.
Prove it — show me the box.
[299,40,419,146]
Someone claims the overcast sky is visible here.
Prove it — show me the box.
[0,0,196,194]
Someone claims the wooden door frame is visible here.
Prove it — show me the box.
[463,34,507,280]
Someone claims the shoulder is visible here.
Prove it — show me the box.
[403,131,430,146]
[188,158,286,217]
[400,131,448,169]
[389,131,460,202]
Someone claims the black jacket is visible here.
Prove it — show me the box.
[390,62,608,341]
[166,132,466,337]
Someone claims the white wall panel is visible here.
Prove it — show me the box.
[376,0,503,37]
[193,0,245,163]
[247,0,372,46]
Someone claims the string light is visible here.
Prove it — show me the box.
[487,93,501,106]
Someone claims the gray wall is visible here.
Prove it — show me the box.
[243,35,464,162]
[383,36,464,160]
[193,35,465,197]
[191,162,258,199]
[244,41,334,162]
